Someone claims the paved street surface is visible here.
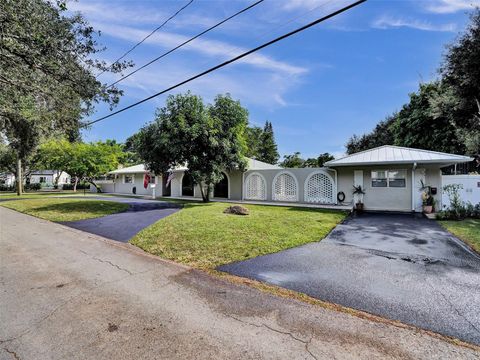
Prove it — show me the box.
[58,196,181,242]
[219,213,480,345]
[1,208,478,359]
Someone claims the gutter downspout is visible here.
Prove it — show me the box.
[241,171,245,201]
[411,162,417,212]
[330,168,338,205]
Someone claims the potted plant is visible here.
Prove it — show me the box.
[352,185,366,212]
[419,180,434,214]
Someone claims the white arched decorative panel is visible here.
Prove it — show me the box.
[244,173,267,200]
[272,172,298,202]
[304,171,335,204]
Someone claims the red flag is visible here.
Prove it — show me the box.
[143,173,150,189]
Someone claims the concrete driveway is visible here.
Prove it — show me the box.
[58,196,181,242]
[219,213,480,345]
[4,208,478,359]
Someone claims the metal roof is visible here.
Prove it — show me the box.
[247,158,282,170]
[109,158,281,175]
[325,145,473,167]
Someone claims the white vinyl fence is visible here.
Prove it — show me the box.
[441,175,480,208]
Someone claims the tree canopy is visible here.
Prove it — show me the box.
[136,92,248,202]
[38,139,124,191]
[279,152,334,168]
[244,121,280,164]
[0,0,131,194]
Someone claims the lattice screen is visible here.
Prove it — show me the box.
[305,173,334,204]
[273,173,297,202]
[245,173,266,200]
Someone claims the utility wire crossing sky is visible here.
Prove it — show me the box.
[86,0,366,126]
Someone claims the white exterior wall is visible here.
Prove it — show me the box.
[442,175,480,208]
[30,171,70,185]
[336,165,443,212]
[95,173,161,196]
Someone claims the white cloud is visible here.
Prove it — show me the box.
[93,22,308,76]
[107,62,304,108]
[424,0,480,14]
[372,15,457,32]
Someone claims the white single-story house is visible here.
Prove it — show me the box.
[0,170,71,187]
[29,170,71,186]
[95,145,473,212]
[0,172,16,186]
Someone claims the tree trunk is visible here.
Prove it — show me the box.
[73,177,79,192]
[16,156,23,196]
[88,179,99,193]
[198,182,210,202]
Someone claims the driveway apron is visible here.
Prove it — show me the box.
[58,196,181,242]
[218,212,480,345]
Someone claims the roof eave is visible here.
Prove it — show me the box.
[326,158,474,167]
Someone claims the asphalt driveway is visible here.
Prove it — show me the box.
[219,212,480,345]
[58,196,181,242]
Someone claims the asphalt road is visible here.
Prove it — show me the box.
[58,196,181,242]
[1,208,478,359]
[219,212,480,345]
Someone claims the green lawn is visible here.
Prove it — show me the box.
[0,191,78,199]
[0,198,129,222]
[439,219,480,253]
[131,202,348,269]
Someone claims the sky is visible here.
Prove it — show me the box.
[71,0,480,160]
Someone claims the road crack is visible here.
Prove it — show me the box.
[92,256,133,275]
[225,314,318,359]
[3,347,20,360]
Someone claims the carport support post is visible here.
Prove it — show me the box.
[411,162,417,212]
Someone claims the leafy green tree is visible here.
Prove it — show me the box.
[136,92,248,202]
[282,152,334,168]
[440,9,480,155]
[391,82,462,153]
[0,0,131,195]
[346,114,397,154]
[258,121,280,164]
[279,152,304,168]
[38,140,123,191]
[244,126,263,159]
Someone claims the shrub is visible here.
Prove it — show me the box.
[24,183,41,191]
[0,184,15,192]
[62,183,90,190]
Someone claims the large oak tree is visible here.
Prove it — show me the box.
[0,0,131,194]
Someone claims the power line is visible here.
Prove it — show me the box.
[85,0,366,127]
[106,0,265,89]
[97,0,195,77]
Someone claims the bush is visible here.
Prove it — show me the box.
[0,184,15,192]
[62,183,90,190]
[24,183,41,191]
[437,201,480,220]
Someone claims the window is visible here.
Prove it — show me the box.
[371,171,387,187]
[149,175,156,184]
[39,176,46,183]
[124,175,133,184]
[388,170,406,187]
[371,170,406,188]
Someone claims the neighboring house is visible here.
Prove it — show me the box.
[29,170,71,186]
[97,146,473,212]
[0,173,16,186]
